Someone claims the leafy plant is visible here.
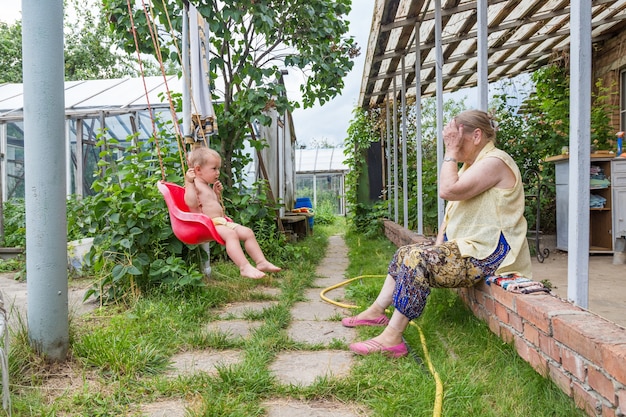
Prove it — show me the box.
[1,198,25,247]
[75,134,207,303]
[102,0,359,188]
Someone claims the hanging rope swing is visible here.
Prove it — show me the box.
[128,0,226,246]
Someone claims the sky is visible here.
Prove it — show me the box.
[284,0,377,148]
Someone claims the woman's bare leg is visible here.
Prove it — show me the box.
[350,275,396,320]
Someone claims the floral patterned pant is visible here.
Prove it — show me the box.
[388,233,510,320]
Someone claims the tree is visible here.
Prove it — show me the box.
[102,0,359,187]
[0,21,23,83]
[0,0,156,83]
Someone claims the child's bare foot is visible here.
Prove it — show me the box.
[256,260,281,273]
[240,263,266,279]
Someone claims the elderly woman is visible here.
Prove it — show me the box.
[343,109,532,358]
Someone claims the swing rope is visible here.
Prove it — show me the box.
[126,0,168,181]
[125,0,229,246]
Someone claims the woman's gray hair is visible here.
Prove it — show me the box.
[455,110,498,143]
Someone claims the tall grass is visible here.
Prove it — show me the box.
[4,222,586,416]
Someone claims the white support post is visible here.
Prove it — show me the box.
[401,56,408,229]
[435,0,445,226]
[568,1,592,308]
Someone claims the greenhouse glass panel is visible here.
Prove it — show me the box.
[6,121,24,199]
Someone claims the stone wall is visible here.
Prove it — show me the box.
[383,220,626,417]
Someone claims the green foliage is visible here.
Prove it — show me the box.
[75,135,207,303]
[344,98,465,236]
[102,0,358,187]
[344,107,380,234]
[1,198,25,247]
[0,0,150,83]
[492,66,617,233]
[312,199,338,226]
[0,21,23,83]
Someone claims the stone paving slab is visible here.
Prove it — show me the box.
[205,319,263,339]
[140,400,188,417]
[287,320,354,345]
[269,350,354,386]
[166,349,243,377]
[216,300,278,319]
[263,399,369,417]
[0,273,98,329]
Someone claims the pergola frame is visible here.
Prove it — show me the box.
[359,0,626,308]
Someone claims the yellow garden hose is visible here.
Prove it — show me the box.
[320,275,444,417]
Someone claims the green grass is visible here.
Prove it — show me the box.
[5,218,586,416]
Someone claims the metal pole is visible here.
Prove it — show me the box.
[415,22,423,235]
[23,0,69,360]
[182,1,191,138]
[386,93,392,219]
[477,0,489,111]
[568,1,591,308]
[393,77,399,223]
[435,0,445,226]
[401,56,408,229]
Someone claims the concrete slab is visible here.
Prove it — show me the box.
[269,350,353,386]
[291,289,348,321]
[166,349,243,377]
[287,320,354,345]
[217,301,278,319]
[0,273,98,329]
[263,399,369,417]
[204,319,263,339]
[139,400,188,417]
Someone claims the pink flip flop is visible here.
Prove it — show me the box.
[349,339,408,358]
[341,315,390,328]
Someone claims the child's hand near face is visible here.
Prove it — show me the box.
[185,168,196,183]
[213,180,223,195]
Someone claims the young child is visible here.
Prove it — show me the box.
[184,146,281,279]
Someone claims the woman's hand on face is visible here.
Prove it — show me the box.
[443,118,465,157]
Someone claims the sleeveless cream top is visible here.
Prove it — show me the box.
[443,141,532,277]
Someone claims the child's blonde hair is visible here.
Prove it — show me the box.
[188,147,221,168]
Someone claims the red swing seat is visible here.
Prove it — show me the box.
[157,180,227,246]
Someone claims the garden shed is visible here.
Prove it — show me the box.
[295,147,349,216]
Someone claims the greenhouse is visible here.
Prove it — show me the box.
[294,147,349,215]
[0,76,180,201]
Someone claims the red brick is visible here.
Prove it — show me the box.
[572,380,601,417]
[601,343,626,386]
[495,301,509,323]
[538,332,561,363]
[482,295,494,315]
[524,323,540,347]
[500,325,515,344]
[516,293,574,335]
[602,403,617,417]
[491,284,516,311]
[487,315,501,336]
[553,314,626,365]
[475,280,492,296]
[508,312,523,333]
[562,347,587,382]
[514,336,548,376]
[588,366,616,404]
[616,388,626,412]
[549,362,573,397]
